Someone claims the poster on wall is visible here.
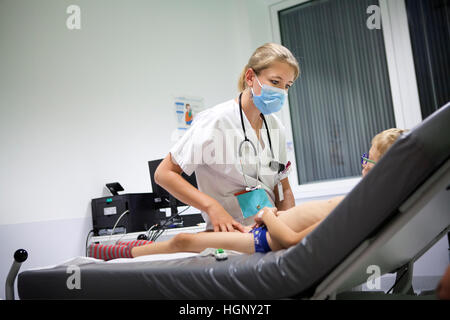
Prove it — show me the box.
[172,95,205,141]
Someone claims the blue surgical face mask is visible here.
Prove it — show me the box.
[251,75,288,115]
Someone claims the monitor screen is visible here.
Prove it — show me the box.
[148,159,198,205]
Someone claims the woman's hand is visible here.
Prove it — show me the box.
[208,203,245,233]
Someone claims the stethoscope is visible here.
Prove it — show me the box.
[238,92,285,190]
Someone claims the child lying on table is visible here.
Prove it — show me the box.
[89,128,407,260]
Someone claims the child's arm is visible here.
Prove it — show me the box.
[259,207,321,249]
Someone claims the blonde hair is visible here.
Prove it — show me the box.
[372,128,408,155]
[238,43,300,92]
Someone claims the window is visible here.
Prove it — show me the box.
[405,0,450,119]
[278,0,396,185]
[270,0,423,199]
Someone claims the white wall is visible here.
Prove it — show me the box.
[0,0,272,226]
[0,0,272,299]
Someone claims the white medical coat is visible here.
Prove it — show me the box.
[170,99,288,229]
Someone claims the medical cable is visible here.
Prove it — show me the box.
[149,206,188,241]
[97,203,191,244]
[145,224,158,241]
[148,205,191,242]
[108,209,129,243]
[85,229,94,257]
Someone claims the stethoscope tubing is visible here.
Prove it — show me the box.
[238,92,278,190]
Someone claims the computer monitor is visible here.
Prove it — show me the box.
[148,158,198,208]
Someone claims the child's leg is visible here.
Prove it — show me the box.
[88,240,153,260]
[266,219,323,251]
[116,239,152,247]
[131,231,255,258]
[88,243,133,261]
[277,196,345,233]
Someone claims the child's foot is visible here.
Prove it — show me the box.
[87,243,132,261]
[116,239,152,247]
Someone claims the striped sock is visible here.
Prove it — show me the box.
[88,243,133,261]
[116,240,153,247]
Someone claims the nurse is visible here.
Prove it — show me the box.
[154,43,300,232]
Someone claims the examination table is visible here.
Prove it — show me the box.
[11,102,450,300]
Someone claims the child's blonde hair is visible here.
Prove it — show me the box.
[372,128,408,155]
[238,43,300,92]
